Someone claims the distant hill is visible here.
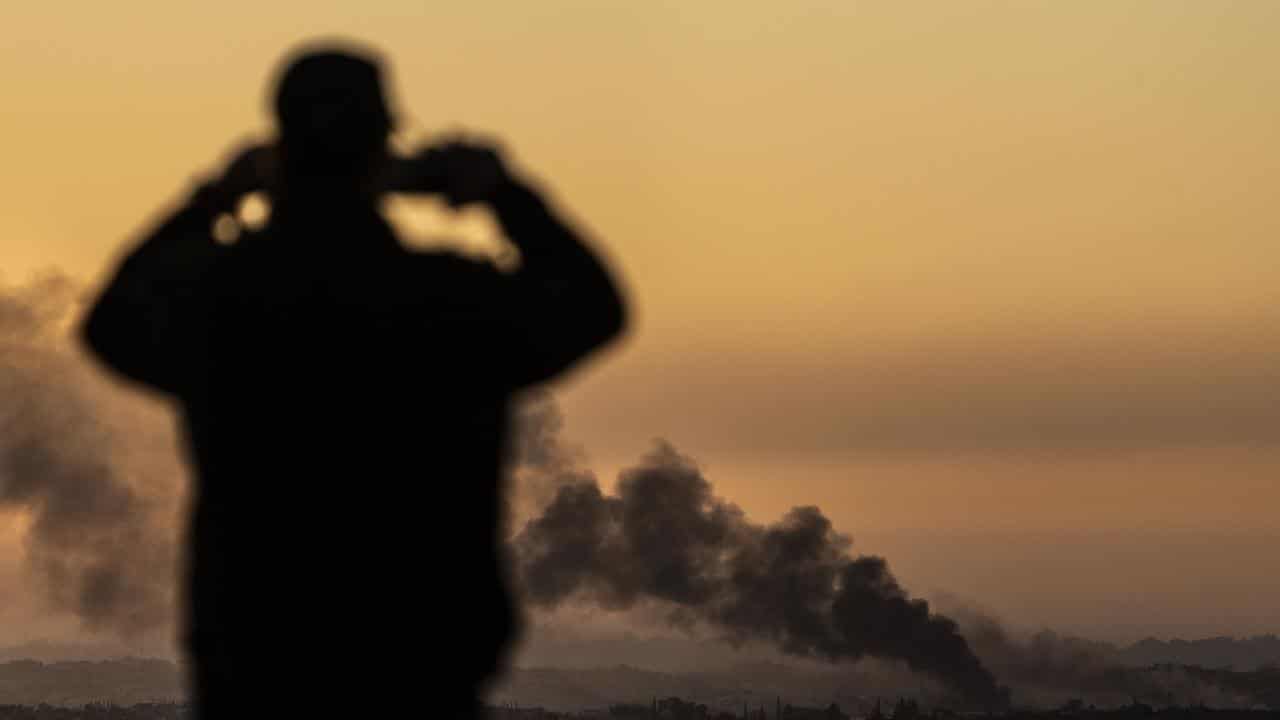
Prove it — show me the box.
[1113,635,1280,670]
[0,641,174,665]
[3,633,1279,710]
[0,659,184,706]
[491,662,923,714]
[493,662,1280,712]
[516,626,1280,675]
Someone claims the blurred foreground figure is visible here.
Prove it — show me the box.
[82,44,626,719]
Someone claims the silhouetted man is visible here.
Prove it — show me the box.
[82,44,626,719]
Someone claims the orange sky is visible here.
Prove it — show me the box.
[3,1,1280,644]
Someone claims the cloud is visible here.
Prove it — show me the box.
[593,311,1280,457]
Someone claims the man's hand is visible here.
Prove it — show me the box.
[394,136,514,208]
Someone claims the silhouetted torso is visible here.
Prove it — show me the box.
[185,208,516,675]
[85,183,625,717]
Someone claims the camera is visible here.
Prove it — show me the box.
[382,148,451,195]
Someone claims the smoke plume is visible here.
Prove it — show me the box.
[508,393,593,526]
[513,440,1008,706]
[0,273,181,638]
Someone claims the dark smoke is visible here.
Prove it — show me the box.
[514,441,1008,706]
[0,273,180,637]
[955,607,1126,697]
[508,393,593,525]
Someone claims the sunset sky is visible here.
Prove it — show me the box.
[3,1,1279,649]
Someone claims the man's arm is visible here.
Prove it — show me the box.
[487,175,628,387]
[82,144,270,393]
[81,181,228,395]
[404,138,627,386]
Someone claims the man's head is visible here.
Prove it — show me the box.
[271,43,394,193]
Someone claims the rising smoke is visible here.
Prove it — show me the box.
[0,273,181,638]
[513,439,1007,706]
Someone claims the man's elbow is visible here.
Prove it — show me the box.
[78,297,162,392]
[606,283,628,336]
[79,298,116,365]
[543,289,627,382]
[591,285,628,351]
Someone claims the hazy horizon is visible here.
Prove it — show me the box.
[3,0,1279,669]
